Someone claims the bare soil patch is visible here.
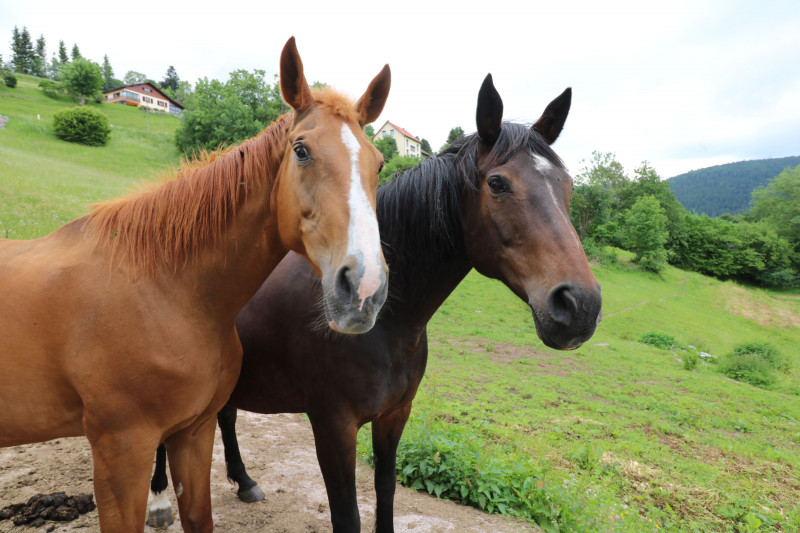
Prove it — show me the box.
[1,412,539,532]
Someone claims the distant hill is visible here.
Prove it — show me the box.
[667,156,800,217]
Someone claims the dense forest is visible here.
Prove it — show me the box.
[667,156,800,216]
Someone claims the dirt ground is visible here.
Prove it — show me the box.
[1,412,539,532]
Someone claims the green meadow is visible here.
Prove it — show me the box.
[0,74,181,239]
[3,74,799,532]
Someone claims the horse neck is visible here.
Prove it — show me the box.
[377,161,474,329]
[87,116,292,318]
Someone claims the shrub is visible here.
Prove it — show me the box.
[682,350,700,371]
[718,341,789,388]
[2,71,17,88]
[638,331,675,350]
[38,80,59,97]
[52,106,111,146]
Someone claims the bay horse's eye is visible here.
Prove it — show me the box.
[294,144,310,161]
[487,176,511,194]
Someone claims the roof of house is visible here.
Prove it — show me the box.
[372,120,420,143]
[103,82,185,110]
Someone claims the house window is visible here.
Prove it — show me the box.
[143,87,152,93]
[390,129,394,136]
[382,131,387,137]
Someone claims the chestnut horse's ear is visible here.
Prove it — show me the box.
[356,64,391,127]
[476,74,504,146]
[280,36,315,113]
[532,87,571,145]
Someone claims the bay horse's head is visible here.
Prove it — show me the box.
[273,38,390,334]
[463,75,602,350]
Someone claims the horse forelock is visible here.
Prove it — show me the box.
[86,115,292,276]
[310,87,360,124]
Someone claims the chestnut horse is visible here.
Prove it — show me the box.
[0,38,390,532]
[148,75,602,531]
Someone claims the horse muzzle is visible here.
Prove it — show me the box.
[322,252,388,334]
[530,282,602,350]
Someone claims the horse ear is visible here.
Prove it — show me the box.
[280,36,315,113]
[532,87,571,145]
[476,74,503,146]
[356,65,391,127]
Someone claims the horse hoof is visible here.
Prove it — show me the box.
[237,484,266,503]
[146,507,174,528]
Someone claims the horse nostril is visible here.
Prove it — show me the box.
[547,283,578,326]
[335,265,354,303]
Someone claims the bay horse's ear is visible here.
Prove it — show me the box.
[356,64,391,127]
[476,74,504,146]
[532,87,571,145]
[280,36,315,113]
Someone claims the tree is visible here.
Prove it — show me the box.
[373,136,398,161]
[751,164,800,252]
[101,55,120,91]
[364,125,375,138]
[124,70,147,85]
[576,151,629,188]
[71,44,81,61]
[618,195,669,272]
[174,70,283,156]
[33,35,46,77]
[420,138,432,154]
[59,58,104,105]
[161,65,180,93]
[570,183,612,240]
[378,155,420,186]
[440,126,464,151]
[11,26,34,74]
[58,41,69,64]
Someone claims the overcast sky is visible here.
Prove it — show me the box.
[2,0,799,178]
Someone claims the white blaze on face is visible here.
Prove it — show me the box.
[341,122,382,310]
[536,155,582,251]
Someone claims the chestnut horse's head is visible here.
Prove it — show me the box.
[273,38,390,334]
[463,75,602,350]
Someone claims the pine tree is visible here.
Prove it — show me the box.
[101,54,117,91]
[11,26,34,74]
[58,41,69,64]
[161,65,180,92]
[34,35,46,77]
[71,44,81,61]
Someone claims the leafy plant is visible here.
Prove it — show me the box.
[52,106,111,146]
[718,341,789,388]
[2,71,17,88]
[638,331,675,350]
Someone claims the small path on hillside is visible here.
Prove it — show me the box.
[604,279,688,318]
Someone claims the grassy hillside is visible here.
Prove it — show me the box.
[0,73,181,239]
[667,156,800,217]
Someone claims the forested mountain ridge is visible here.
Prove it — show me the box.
[667,156,800,217]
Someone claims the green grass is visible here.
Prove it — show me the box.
[3,74,800,531]
[0,73,181,238]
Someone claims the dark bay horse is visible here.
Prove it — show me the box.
[0,38,390,532]
[148,75,602,532]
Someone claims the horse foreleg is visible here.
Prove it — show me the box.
[309,411,360,533]
[371,404,412,533]
[87,428,160,533]
[146,443,175,528]
[164,415,217,533]
[217,405,265,503]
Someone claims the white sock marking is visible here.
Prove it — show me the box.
[148,490,171,511]
[341,123,382,310]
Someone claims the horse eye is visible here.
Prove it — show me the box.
[487,176,511,194]
[294,144,309,161]
[378,161,385,173]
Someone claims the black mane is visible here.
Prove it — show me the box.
[376,122,563,277]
